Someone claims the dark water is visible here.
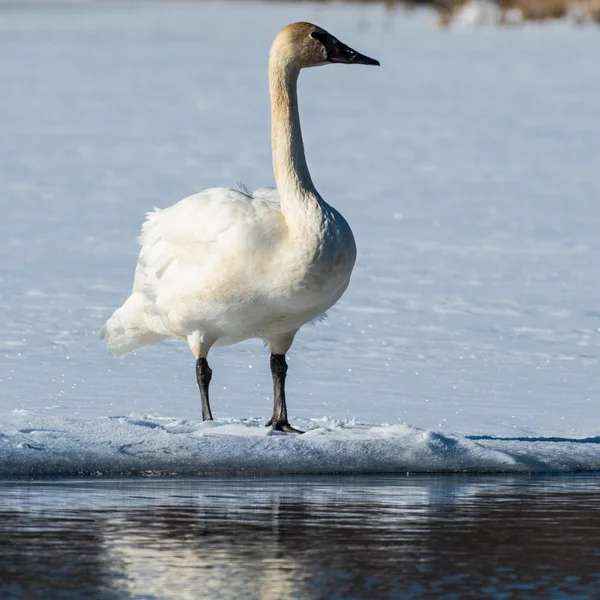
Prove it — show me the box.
[1,475,599,599]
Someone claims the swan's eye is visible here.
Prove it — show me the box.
[310,31,328,45]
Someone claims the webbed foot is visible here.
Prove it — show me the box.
[265,418,304,434]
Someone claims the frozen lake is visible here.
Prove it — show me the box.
[0,0,599,475]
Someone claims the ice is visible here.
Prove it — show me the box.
[1,411,599,476]
[0,1,599,476]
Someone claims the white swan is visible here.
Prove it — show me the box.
[100,22,379,433]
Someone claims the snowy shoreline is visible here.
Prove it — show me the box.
[2,414,599,477]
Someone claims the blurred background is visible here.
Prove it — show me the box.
[382,0,600,26]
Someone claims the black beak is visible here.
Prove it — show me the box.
[311,31,380,66]
[329,41,380,66]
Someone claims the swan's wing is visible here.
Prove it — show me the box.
[132,186,283,308]
[250,187,279,203]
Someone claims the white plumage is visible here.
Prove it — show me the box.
[101,185,354,357]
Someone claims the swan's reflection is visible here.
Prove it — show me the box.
[102,504,311,600]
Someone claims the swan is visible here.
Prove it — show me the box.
[100,22,379,433]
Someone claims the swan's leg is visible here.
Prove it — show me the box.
[196,357,213,422]
[188,332,215,422]
[265,331,302,434]
[266,353,303,433]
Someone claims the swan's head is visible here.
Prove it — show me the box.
[270,22,380,70]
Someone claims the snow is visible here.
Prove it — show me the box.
[2,412,599,476]
[1,1,599,476]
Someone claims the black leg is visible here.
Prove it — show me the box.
[266,353,303,434]
[196,357,213,422]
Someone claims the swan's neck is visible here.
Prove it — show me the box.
[269,60,320,216]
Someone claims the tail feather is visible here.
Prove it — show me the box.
[99,294,166,357]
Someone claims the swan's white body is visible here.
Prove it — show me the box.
[102,185,355,356]
[101,23,359,360]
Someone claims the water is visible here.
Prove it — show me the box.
[1,475,599,599]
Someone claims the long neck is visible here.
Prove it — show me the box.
[269,59,319,210]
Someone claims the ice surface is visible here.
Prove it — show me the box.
[2,412,599,476]
[0,1,599,476]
